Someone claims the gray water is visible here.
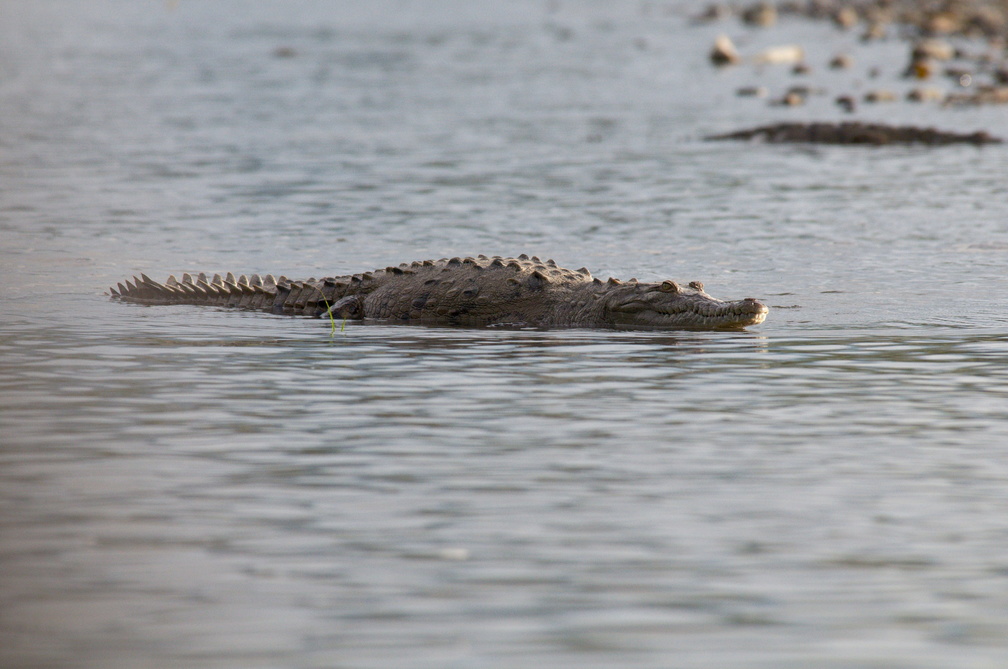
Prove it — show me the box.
[4,1,1008,667]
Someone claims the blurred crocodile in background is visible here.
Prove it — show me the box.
[706,122,1002,145]
[111,255,768,330]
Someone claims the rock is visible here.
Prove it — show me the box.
[924,12,961,35]
[710,34,741,66]
[906,87,946,102]
[945,66,972,80]
[773,0,1008,42]
[967,6,1008,38]
[864,89,898,103]
[861,20,888,41]
[829,54,853,69]
[833,6,859,29]
[742,2,777,27]
[835,94,857,112]
[695,3,733,22]
[912,39,956,61]
[754,44,805,65]
[945,86,1008,106]
[774,90,807,106]
[905,58,935,79]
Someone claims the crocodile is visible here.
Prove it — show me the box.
[706,122,1002,146]
[110,254,768,330]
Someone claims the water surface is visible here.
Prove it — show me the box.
[4,1,1008,667]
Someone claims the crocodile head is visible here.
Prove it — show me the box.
[602,279,768,330]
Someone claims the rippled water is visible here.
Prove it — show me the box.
[4,1,1008,667]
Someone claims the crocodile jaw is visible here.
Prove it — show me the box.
[605,287,768,330]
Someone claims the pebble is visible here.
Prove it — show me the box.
[835,95,856,112]
[829,54,853,69]
[754,44,805,65]
[833,6,859,29]
[912,39,956,62]
[864,89,898,103]
[742,2,777,27]
[778,91,806,106]
[710,34,741,66]
[906,87,945,103]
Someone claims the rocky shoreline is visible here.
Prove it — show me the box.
[700,0,1008,136]
[699,1,1008,40]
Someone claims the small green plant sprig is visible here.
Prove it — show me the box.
[316,292,346,338]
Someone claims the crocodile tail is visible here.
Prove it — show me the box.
[110,272,351,316]
[110,272,285,312]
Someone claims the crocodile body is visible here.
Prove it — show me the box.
[111,255,768,330]
[707,122,1002,146]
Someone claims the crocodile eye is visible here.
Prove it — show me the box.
[660,280,680,293]
[689,281,704,291]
